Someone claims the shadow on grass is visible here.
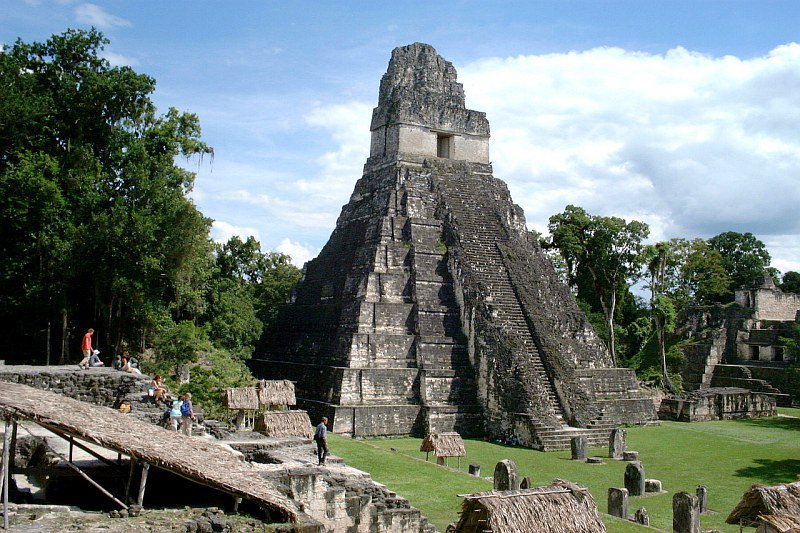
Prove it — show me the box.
[735,416,800,431]
[734,458,800,485]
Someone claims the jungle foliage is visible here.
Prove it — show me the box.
[0,30,300,412]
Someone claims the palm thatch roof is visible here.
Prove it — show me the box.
[0,381,302,524]
[224,387,259,410]
[758,513,800,533]
[727,482,800,525]
[453,479,606,533]
[254,410,313,439]
[257,379,296,406]
[420,432,466,457]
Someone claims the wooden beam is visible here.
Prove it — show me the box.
[46,428,123,470]
[124,459,136,505]
[3,418,13,530]
[137,462,150,507]
[17,423,127,510]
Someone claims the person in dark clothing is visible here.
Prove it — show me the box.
[313,417,329,465]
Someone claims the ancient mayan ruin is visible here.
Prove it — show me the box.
[253,43,657,450]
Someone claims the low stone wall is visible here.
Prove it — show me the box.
[0,366,150,407]
[658,387,776,422]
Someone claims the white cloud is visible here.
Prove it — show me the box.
[277,238,318,267]
[210,221,259,244]
[101,50,137,66]
[456,44,800,254]
[74,3,131,29]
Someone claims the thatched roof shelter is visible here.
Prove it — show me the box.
[0,382,303,525]
[224,386,259,410]
[727,481,800,525]
[453,479,606,533]
[257,379,296,406]
[758,513,800,533]
[420,432,466,457]
[254,410,313,439]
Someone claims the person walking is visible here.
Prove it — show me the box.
[78,328,94,369]
[169,395,184,432]
[314,417,329,465]
[180,393,195,436]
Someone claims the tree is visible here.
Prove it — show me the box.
[680,240,733,304]
[708,231,771,296]
[0,29,213,362]
[781,271,800,295]
[643,242,681,392]
[548,205,649,365]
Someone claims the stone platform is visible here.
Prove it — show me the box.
[657,387,777,422]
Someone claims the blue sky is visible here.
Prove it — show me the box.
[4,1,800,273]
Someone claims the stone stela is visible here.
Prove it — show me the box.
[252,42,657,450]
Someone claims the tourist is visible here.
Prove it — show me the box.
[78,328,94,369]
[121,352,142,374]
[150,374,168,401]
[88,350,104,367]
[180,392,195,436]
[113,354,123,370]
[169,395,184,431]
[313,417,329,465]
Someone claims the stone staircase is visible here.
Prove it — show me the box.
[711,364,791,406]
[430,166,577,437]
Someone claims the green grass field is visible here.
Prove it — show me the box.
[330,408,799,532]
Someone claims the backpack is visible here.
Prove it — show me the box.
[180,400,192,416]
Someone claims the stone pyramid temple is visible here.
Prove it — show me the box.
[252,43,656,450]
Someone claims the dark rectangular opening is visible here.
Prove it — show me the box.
[774,346,784,362]
[750,345,760,361]
[437,134,452,158]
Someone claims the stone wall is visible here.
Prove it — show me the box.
[658,387,777,421]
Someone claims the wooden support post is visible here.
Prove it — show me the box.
[3,419,11,531]
[8,422,16,481]
[124,459,136,504]
[47,428,122,469]
[425,451,429,461]
[69,436,73,462]
[137,462,150,507]
[233,496,242,513]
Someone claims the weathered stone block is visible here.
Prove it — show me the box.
[645,479,662,493]
[673,492,700,533]
[571,436,587,460]
[493,459,519,491]
[624,462,645,496]
[607,488,628,519]
[609,428,626,459]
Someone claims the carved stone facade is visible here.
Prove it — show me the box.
[253,43,656,450]
[680,275,799,406]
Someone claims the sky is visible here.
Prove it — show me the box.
[3,1,800,274]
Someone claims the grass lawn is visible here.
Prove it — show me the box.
[330,414,799,532]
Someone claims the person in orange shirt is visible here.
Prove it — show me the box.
[78,328,94,369]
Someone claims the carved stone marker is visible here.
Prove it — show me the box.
[469,464,481,477]
[645,479,663,493]
[609,428,626,459]
[587,457,604,464]
[673,492,700,533]
[520,476,531,489]
[624,461,645,496]
[696,485,708,513]
[493,459,519,491]
[607,488,628,519]
[623,451,639,461]
[634,507,649,526]
[571,436,587,460]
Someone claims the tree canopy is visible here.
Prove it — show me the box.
[0,30,300,378]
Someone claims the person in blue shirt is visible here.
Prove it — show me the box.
[313,417,329,465]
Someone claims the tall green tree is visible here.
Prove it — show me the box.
[781,271,800,295]
[0,29,212,362]
[708,231,771,296]
[680,240,734,304]
[548,205,649,365]
[643,242,681,392]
